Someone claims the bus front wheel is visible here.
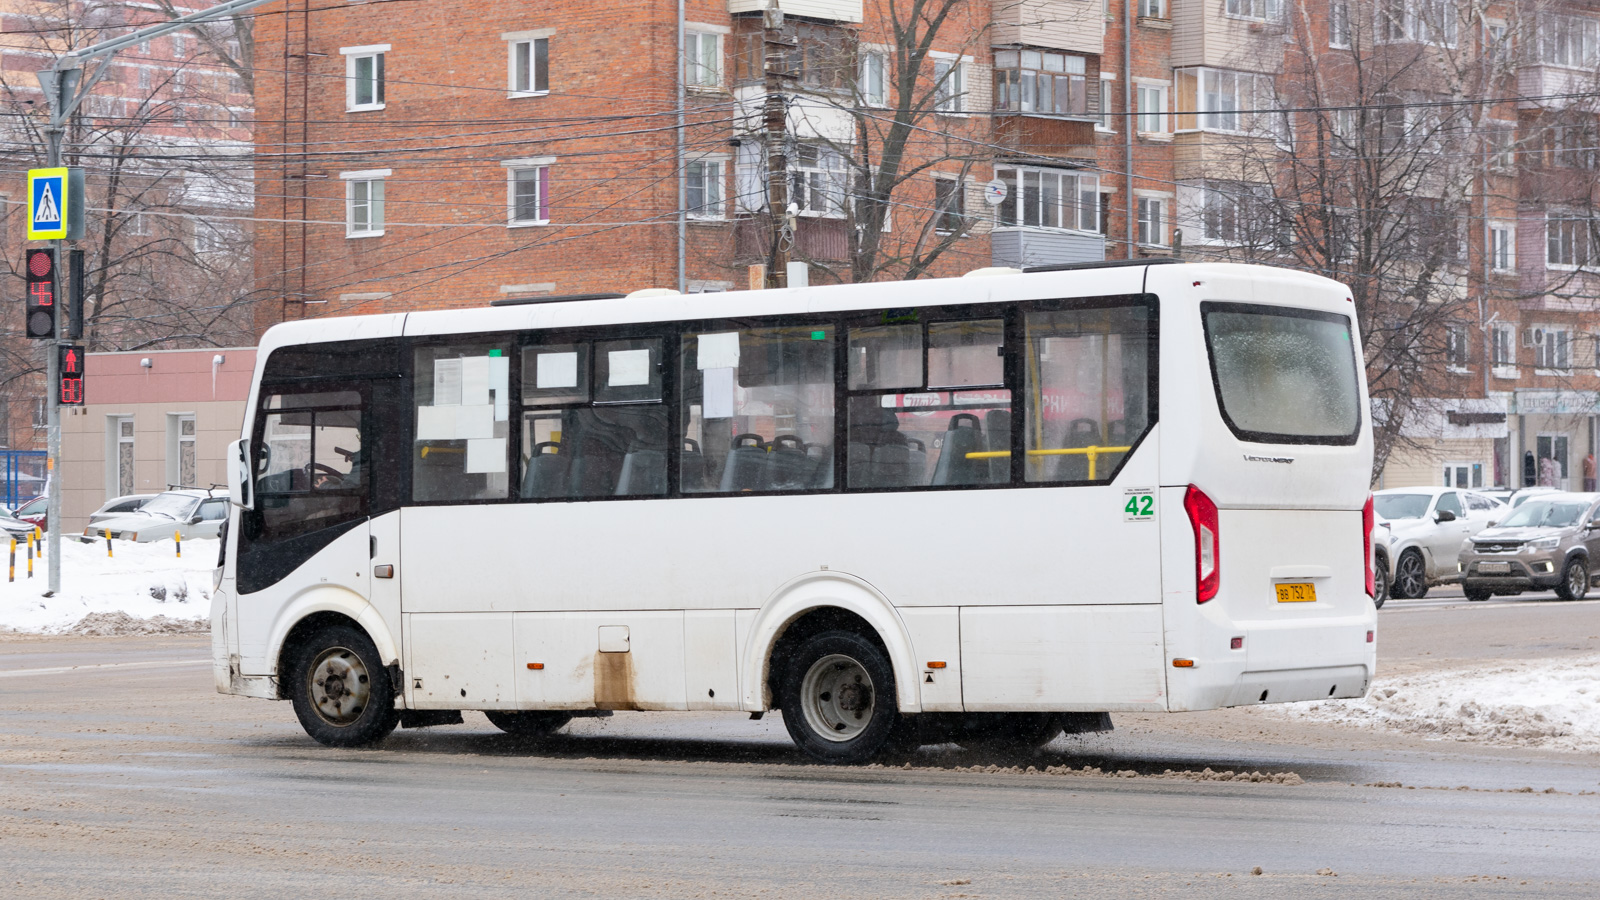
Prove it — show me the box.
[484,710,573,738]
[778,630,899,765]
[288,623,400,748]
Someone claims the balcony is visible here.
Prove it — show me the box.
[734,215,850,262]
[1518,165,1597,206]
[993,228,1105,268]
[992,0,1103,55]
[728,0,860,22]
[1170,0,1286,72]
[992,114,1098,162]
[1518,65,1592,110]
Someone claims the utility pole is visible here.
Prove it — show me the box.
[32,0,276,594]
[762,0,790,289]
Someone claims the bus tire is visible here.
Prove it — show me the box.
[484,710,573,738]
[778,629,899,765]
[955,713,1065,753]
[288,622,400,748]
[1392,549,1428,599]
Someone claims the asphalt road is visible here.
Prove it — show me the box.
[2,598,1598,898]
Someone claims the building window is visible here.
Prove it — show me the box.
[993,50,1088,116]
[995,167,1099,232]
[343,46,388,111]
[167,414,197,488]
[195,222,224,255]
[1534,327,1571,369]
[686,159,724,219]
[1098,76,1116,130]
[933,178,966,234]
[860,49,887,107]
[138,67,151,91]
[112,417,135,497]
[1445,324,1470,367]
[1224,0,1281,22]
[1548,121,1599,170]
[1547,213,1596,268]
[1539,14,1600,68]
[1488,122,1516,171]
[1136,83,1167,134]
[933,57,965,113]
[1329,3,1351,47]
[509,37,549,95]
[685,31,721,88]
[792,145,847,217]
[507,164,550,225]
[1490,222,1515,272]
[1492,323,1515,366]
[343,170,389,237]
[1186,181,1278,246]
[1137,196,1165,246]
[1377,0,1458,47]
[1174,68,1280,136]
[1137,0,1166,17]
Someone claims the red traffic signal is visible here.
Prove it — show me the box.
[25,248,56,340]
[57,344,85,405]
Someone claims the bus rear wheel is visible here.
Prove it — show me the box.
[484,710,573,738]
[955,713,1066,753]
[778,630,899,765]
[288,623,399,748]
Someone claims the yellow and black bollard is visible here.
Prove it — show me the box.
[104,528,112,558]
[174,530,181,558]
[26,531,33,578]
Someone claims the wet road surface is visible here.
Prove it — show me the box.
[1,599,1598,898]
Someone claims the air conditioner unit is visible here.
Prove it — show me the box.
[1523,327,1545,348]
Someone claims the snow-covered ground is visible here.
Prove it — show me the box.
[1260,656,1600,753]
[0,537,214,634]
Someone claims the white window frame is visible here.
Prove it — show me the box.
[1135,80,1169,136]
[1329,2,1351,48]
[1547,212,1596,270]
[1224,0,1282,23]
[932,175,968,235]
[1490,221,1516,272]
[341,44,389,112]
[1137,0,1166,18]
[341,169,390,238]
[685,155,727,220]
[932,53,968,115]
[1534,325,1572,370]
[684,26,726,90]
[1538,14,1600,69]
[1135,193,1169,246]
[504,30,553,98]
[166,413,197,488]
[1491,322,1516,369]
[859,46,888,107]
[1097,74,1116,132]
[792,144,848,218]
[994,166,1101,234]
[1177,68,1281,138]
[1445,323,1471,370]
[1376,0,1458,48]
[502,157,554,227]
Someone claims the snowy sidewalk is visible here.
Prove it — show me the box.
[0,537,215,634]
[1260,655,1600,754]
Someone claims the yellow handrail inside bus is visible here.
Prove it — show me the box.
[965,445,1132,480]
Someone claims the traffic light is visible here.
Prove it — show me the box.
[57,344,85,406]
[24,248,56,340]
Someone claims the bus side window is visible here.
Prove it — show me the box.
[519,339,668,499]
[681,327,835,493]
[846,319,1009,489]
[1022,305,1152,484]
[414,344,512,503]
[253,389,367,537]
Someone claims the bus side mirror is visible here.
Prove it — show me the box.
[228,438,254,510]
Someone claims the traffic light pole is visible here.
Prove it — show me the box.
[32,0,277,595]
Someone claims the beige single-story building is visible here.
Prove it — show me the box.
[59,348,256,533]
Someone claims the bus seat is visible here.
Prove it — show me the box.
[719,433,768,492]
[521,442,568,499]
[808,443,834,488]
[765,434,812,490]
[985,409,1011,483]
[681,438,708,491]
[848,399,910,487]
[615,413,669,496]
[930,414,986,486]
[905,438,928,484]
[563,412,631,497]
[1055,417,1101,481]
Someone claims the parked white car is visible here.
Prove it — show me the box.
[83,488,229,542]
[87,493,157,526]
[1374,487,1506,599]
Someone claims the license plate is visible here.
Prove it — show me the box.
[1477,561,1510,574]
[1275,582,1317,603]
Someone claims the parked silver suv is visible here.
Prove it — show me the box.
[1458,492,1600,602]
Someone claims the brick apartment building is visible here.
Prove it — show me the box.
[2,0,256,452]
[253,0,1600,490]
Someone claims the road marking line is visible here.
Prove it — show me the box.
[0,658,210,679]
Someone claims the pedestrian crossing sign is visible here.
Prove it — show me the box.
[27,167,70,240]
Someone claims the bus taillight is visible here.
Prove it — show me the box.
[1362,494,1376,598]
[1184,485,1219,603]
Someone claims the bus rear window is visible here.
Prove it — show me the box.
[1202,303,1360,445]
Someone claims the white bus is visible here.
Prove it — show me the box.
[212,260,1378,763]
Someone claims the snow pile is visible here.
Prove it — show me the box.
[0,537,216,634]
[1263,656,1600,753]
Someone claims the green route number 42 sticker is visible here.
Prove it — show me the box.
[1123,488,1155,522]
